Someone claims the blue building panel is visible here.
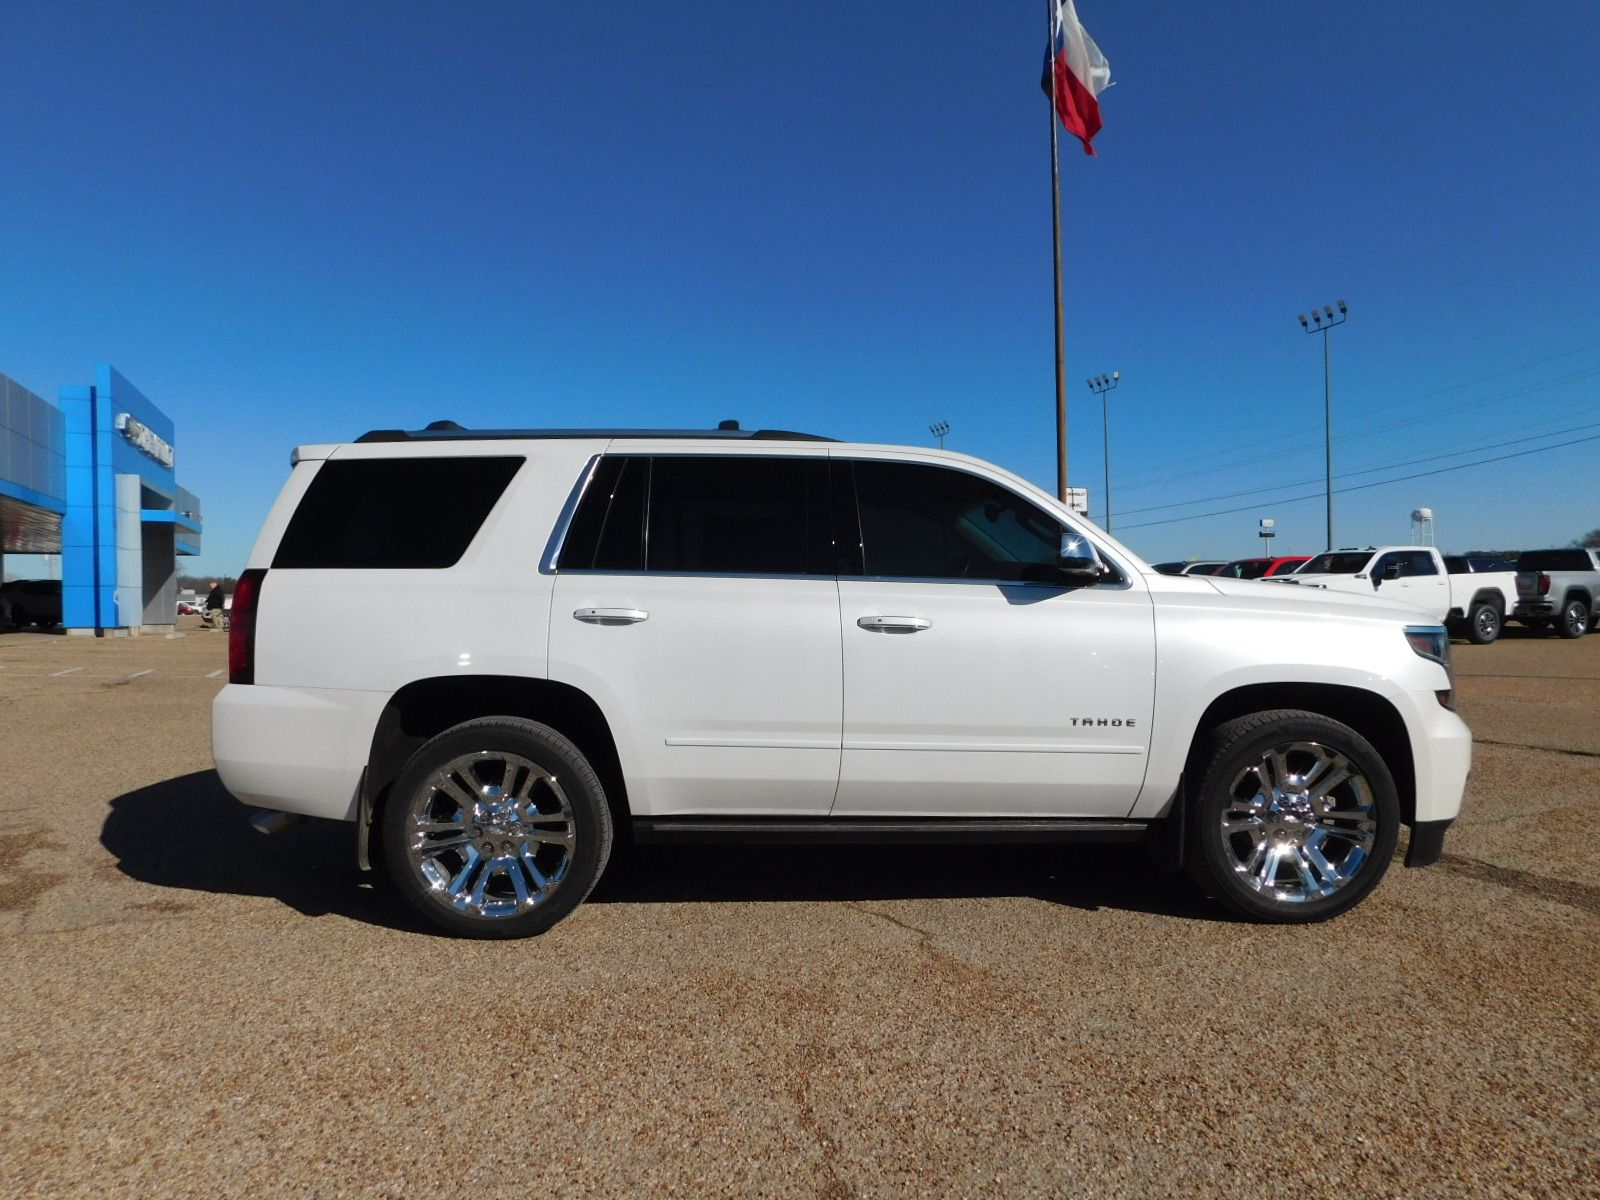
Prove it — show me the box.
[4,366,200,631]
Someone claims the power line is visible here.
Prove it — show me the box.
[1111,339,1600,493]
[1114,362,1600,495]
[1117,432,1600,532]
[1115,418,1600,518]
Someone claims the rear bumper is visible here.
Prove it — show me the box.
[211,684,387,821]
[1513,601,1555,618]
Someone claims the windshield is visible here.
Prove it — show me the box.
[1226,559,1271,579]
[1298,552,1371,574]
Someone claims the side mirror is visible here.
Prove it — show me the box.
[1056,532,1104,583]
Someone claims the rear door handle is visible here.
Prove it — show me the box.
[856,615,931,633]
[573,608,649,625]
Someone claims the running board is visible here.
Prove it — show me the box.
[631,817,1151,846]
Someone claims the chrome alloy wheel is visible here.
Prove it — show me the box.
[1564,602,1589,639]
[1220,740,1377,903]
[404,751,576,920]
[1475,605,1499,641]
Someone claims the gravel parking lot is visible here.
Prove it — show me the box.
[2,620,1596,1198]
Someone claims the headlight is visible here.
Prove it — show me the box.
[1405,625,1452,672]
[1405,625,1455,706]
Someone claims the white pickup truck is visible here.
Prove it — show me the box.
[1277,546,1516,642]
[1441,554,1520,643]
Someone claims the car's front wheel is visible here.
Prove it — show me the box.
[1187,710,1399,923]
[380,717,613,938]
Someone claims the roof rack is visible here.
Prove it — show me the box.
[354,420,835,445]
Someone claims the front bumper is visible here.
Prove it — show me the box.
[1407,695,1472,829]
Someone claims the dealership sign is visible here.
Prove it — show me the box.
[115,413,175,468]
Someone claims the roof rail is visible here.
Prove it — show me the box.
[353,424,836,444]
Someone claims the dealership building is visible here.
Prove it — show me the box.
[0,365,202,634]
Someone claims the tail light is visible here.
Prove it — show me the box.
[1537,572,1551,596]
[228,568,267,684]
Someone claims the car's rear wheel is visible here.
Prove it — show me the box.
[1467,602,1501,644]
[380,717,612,938]
[1187,710,1399,923]
[1558,598,1590,639]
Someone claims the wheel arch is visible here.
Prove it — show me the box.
[1469,588,1504,611]
[1183,683,1416,826]
[365,675,630,832]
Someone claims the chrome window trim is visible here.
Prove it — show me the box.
[838,573,1132,591]
[539,454,603,575]
[553,569,1126,589]
[554,569,835,582]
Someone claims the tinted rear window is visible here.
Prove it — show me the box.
[1517,549,1593,572]
[1228,560,1270,579]
[647,456,830,574]
[557,455,831,575]
[273,457,522,569]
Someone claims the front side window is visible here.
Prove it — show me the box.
[1301,552,1372,575]
[1376,551,1436,578]
[850,460,1072,582]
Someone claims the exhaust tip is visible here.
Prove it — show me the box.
[249,809,305,836]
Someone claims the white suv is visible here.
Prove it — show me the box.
[212,424,1471,937]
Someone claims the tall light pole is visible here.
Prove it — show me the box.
[929,420,949,449]
[1298,300,1348,551]
[1086,372,1120,531]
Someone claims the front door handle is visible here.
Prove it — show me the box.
[856,615,931,634]
[573,607,649,625]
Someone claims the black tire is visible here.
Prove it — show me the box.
[380,717,613,938]
[1557,598,1590,640]
[1185,709,1400,923]
[1466,602,1501,645]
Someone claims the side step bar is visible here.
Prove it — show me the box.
[632,817,1151,846]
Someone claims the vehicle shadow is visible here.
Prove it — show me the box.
[101,770,426,933]
[101,771,1225,928]
[592,838,1224,921]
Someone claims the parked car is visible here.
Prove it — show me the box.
[0,579,62,628]
[1219,556,1311,580]
[1276,547,1451,621]
[1513,548,1600,638]
[213,423,1470,937]
[1152,560,1227,576]
[1441,555,1519,644]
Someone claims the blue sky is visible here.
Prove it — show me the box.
[2,0,1597,574]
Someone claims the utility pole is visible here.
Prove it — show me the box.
[1298,300,1348,550]
[1086,372,1120,532]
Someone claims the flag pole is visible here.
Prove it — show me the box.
[1047,1,1069,502]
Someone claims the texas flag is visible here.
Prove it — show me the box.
[1042,0,1111,156]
